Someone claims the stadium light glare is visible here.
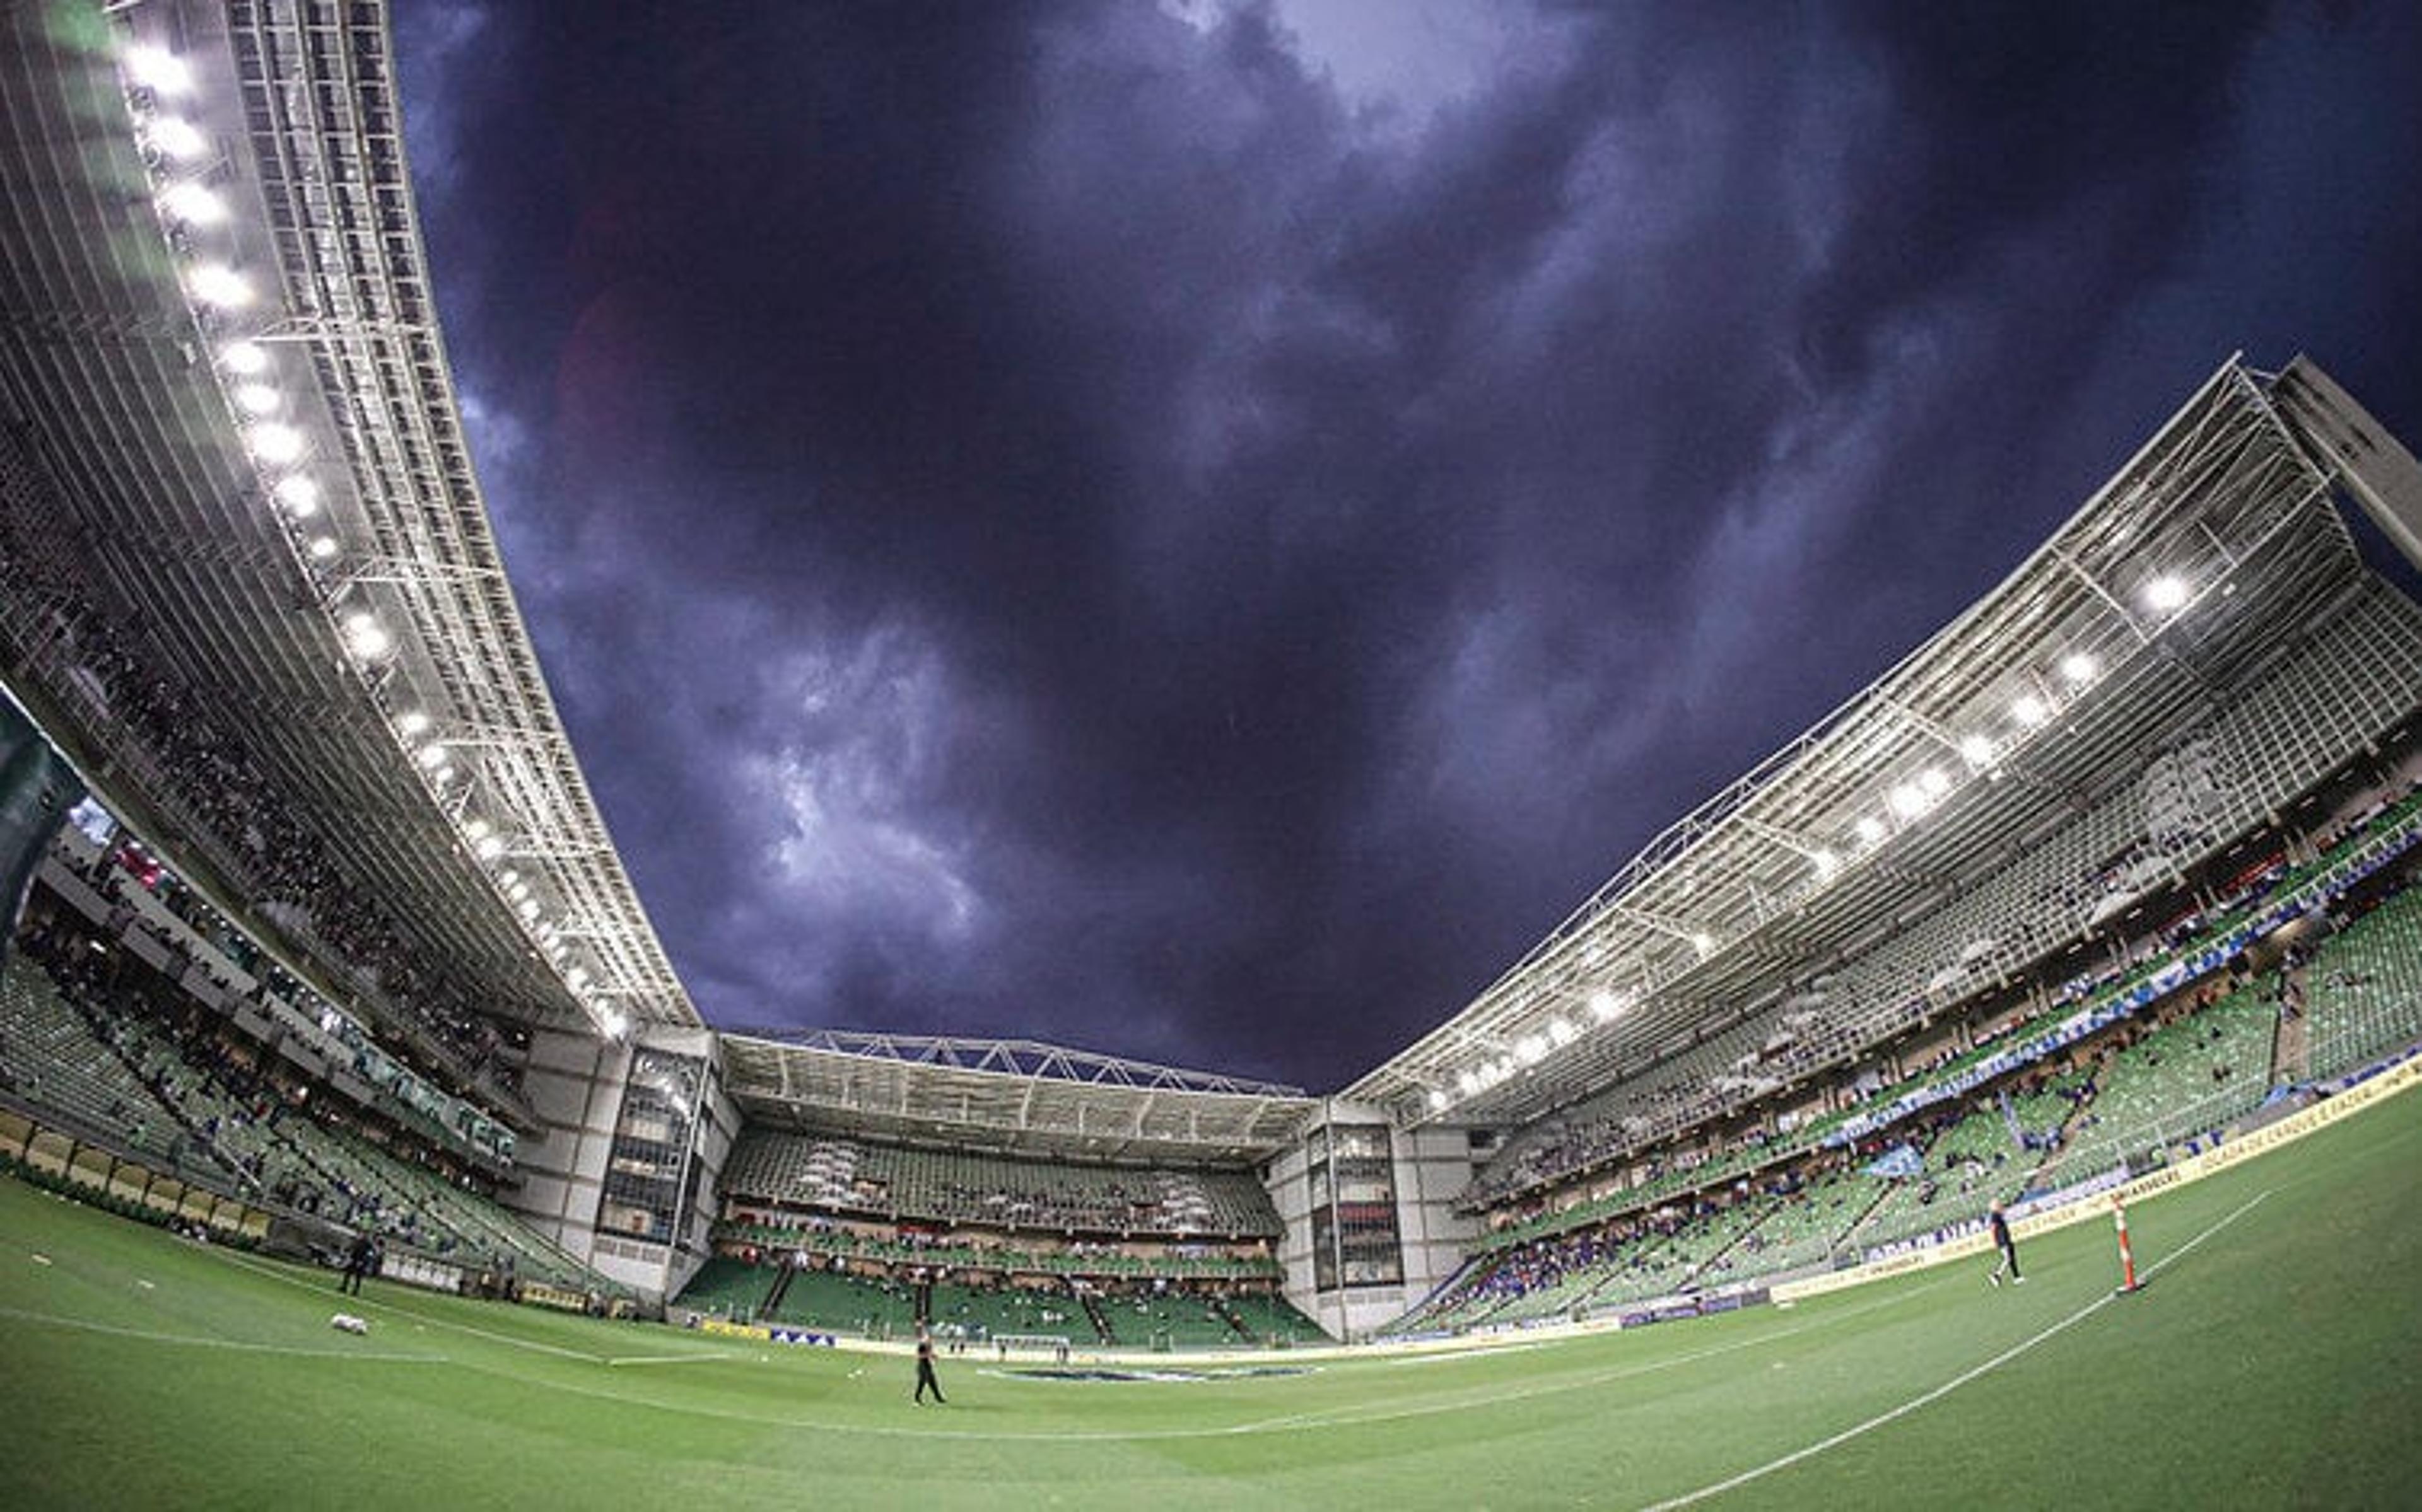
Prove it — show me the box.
[474,835,505,861]
[1588,988,1623,1021]
[271,475,320,516]
[2059,652,2098,685]
[186,263,252,308]
[246,422,303,464]
[463,818,491,840]
[1547,1017,1577,1047]
[508,880,530,902]
[1690,931,1715,957]
[2012,693,2049,727]
[218,339,269,375]
[1427,1088,1449,1111]
[1887,783,1928,819]
[1855,815,1887,845]
[1516,1034,1547,1066]
[157,180,225,225]
[233,382,281,417]
[307,535,337,561]
[342,611,390,661]
[517,897,541,920]
[395,709,431,738]
[146,116,209,160]
[415,743,448,769]
[1958,734,1995,769]
[432,764,457,785]
[1813,848,1840,878]
[600,1008,629,1040]
[1457,1069,1482,1096]
[125,45,194,95]
[1917,766,1951,799]
[2144,574,2190,612]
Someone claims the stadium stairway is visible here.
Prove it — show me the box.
[2273,963,2312,1083]
[1080,1290,1115,1344]
[758,1260,795,1321]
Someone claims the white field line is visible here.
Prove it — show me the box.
[206,1248,735,1367]
[0,1301,449,1363]
[1640,1189,2274,1511]
[424,1269,1965,1446]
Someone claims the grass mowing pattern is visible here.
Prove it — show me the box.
[4,1086,2421,1509]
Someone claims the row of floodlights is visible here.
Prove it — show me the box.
[120,39,627,1042]
[1423,572,2196,1114]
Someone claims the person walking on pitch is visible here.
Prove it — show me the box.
[913,1325,947,1404]
[1987,1199,2024,1286]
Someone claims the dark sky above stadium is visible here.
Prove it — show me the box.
[391,0,2422,1090]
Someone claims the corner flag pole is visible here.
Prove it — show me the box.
[2112,1197,2143,1296]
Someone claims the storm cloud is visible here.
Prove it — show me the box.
[393,0,2422,1088]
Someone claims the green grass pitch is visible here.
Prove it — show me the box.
[5,1088,2421,1510]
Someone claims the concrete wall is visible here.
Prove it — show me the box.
[505,1026,628,1268]
[1268,1099,1484,1341]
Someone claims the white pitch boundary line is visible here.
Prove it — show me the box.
[1640,1190,2274,1511]
[0,1302,450,1363]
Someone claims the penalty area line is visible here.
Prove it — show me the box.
[1641,1190,2272,1511]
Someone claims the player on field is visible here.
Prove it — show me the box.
[1987,1199,2024,1286]
[913,1325,947,1404]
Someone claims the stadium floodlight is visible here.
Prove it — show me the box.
[394,709,431,738]
[1917,766,1951,799]
[342,611,390,661]
[600,1008,629,1040]
[1888,783,1928,819]
[218,339,269,375]
[1691,931,1715,957]
[1516,1034,1547,1066]
[500,868,522,887]
[146,117,209,161]
[1458,1068,1482,1095]
[157,180,225,225]
[463,817,492,840]
[474,835,505,861]
[1427,1088,1449,1111]
[431,764,457,785]
[233,382,281,417]
[2059,652,2098,685]
[2011,693,2049,727]
[185,263,252,307]
[246,421,303,464]
[566,967,590,990]
[272,475,319,515]
[124,45,194,95]
[306,535,337,561]
[1813,848,1840,879]
[1958,734,1995,769]
[508,880,530,902]
[2144,574,2190,613]
[1589,987,1625,1021]
[518,897,541,919]
[1856,815,1887,845]
[415,742,448,769]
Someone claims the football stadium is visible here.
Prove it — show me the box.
[4,4,2422,1509]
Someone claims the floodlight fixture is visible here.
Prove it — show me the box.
[186,262,251,307]
[218,339,269,375]
[342,611,390,660]
[1958,734,1994,768]
[2059,652,2098,685]
[474,835,505,861]
[2144,574,2189,612]
[158,180,225,225]
[246,421,303,463]
[125,45,194,95]
[395,709,431,738]
[147,117,208,160]
[306,535,338,561]
[272,475,319,515]
[2012,694,2049,727]
[1917,766,1951,799]
[415,743,449,769]
[1855,815,1887,845]
[233,382,281,416]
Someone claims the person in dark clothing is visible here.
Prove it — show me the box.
[339,1231,376,1295]
[1987,1200,2023,1286]
[913,1326,947,1405]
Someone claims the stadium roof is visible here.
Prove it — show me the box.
[0,3,696,1041]
[721,1029,1316,1164]
[1348,354,2373,1129]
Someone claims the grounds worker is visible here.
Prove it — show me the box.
[913,1325,947,1405]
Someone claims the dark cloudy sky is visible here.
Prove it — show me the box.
[390,0,2422,1090]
